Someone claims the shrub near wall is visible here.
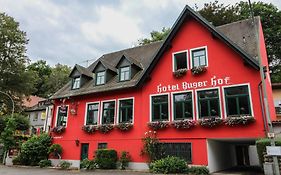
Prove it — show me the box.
[150,156,188,174]
[256,138,281,165]
[95,149,117,169]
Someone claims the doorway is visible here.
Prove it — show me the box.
[80,143,89,160]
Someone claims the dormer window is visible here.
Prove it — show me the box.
[72,77,80,89]
[119,66,130,81]
[96,71,105,85]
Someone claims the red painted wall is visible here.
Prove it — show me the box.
[51,18,269,165]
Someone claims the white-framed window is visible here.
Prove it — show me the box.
[118,97,134,123]
[56,105,69,127]
[119,66,131,81]
[101,100,116,124]
[72,77,81,89]
[196,87,221,119]
[33,112,39,121]
[172,91,194,120]
[150,93,170,122]
[96,71,105,85]
[190,46,208,68]
[85,102,100,125]
[172,50,188,72]
[222,84,254,117]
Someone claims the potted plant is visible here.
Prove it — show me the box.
[97,124,114,133]
[147,121,169,130]
[191,66,207,75]
[198,117,223,128]
[224,115,255,126]
[116,123,133,131]
[172,119,196,129]
[173,68,187,78]
[51,126,66,134]
[82,125,97,133]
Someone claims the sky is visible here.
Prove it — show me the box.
[0,0,280,67]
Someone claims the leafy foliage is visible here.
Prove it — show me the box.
[95,149,118,169]
[119,151,131,170]
[189,166,210,175]
[48,144,63,159]
[138,27,170,45]
[150,156,188,174]
[38,159,52,168]
[0,13,37,113]
[80,158,97,170]
[59,160,72,169]
[256,138,281,166]
[0,116,17,151]
[141,131,164,162]
[17,134,52,166]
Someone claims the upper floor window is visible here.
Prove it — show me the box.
[86,103,99,125]
[224,85,251,116]
[72,77,81,89]
[191,47,207,68]
[96,71,105,85]
[274,99,281,116]
[102,101,115,124]
[197,89,220,118]
[173,51,188,71]
[119,99,133,123]
[57,106,68,127]
[119,66,130,81]
[151,94,169,121]
[173,92,193,120]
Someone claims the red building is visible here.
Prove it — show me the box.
[50,6,275,172]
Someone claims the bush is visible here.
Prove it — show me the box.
[59,160,72,169]
[189,166,209,175]
[119,151,131,170]
[12,156,22,165]
[38,159,52,168]
[256,138,281,166]
[80,158,96,170]
[95,149,117,169]
[150,156,188,174]
[48,144,63,158]
[17,133,52,166]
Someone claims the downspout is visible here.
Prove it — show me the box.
[258,81,268,135]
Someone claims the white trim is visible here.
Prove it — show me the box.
[55,105,69,127]
[172,50,189,72]
[100,99,116,125]
[149,93,170,122]
[117,97,135,124]
[171,90,194,121]
[84,101,100,125]
[222,83,254,118]
[190,46,208,68]
[195,87,222,120]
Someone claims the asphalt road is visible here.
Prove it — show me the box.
[0,165,153,175]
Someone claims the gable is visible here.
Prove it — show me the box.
[69,68,81,78]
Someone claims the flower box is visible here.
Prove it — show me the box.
[82,125,97,133]
[173,68,187,78]
[97,124,114,133]
[191,66,207,75]
[172,119,196,129]
[147,121,169,130]
[224,115,255,126]
[198,117,223,128]
[116,123,133,131]
[51,126,66,134]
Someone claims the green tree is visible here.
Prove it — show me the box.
[43,64,71,97]
[198,1,281,82]
[0,13,37,113]
[27,60,52,98]
[138,27,170,45]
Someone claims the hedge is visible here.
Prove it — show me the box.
[256,138,281,166]
[95,149,117,169]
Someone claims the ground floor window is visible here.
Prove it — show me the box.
[57,106,68,126]
[173,92,193,120]
[197,89,220,118]
[161,142,192,163]
[119,99,133,123]
[151,94,169,121]
[102,101,115,124]
[98,143,107,149]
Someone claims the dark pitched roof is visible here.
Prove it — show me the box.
[69,64,92,78]
[51,5,261,99]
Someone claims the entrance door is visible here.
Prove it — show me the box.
[80,143,89,160]
[236,145,250,166]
